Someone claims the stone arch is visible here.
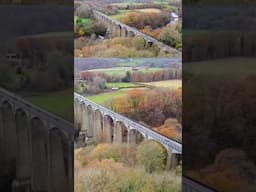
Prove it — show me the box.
[94,109,103,143]
[49,128,69,192]
[103,115,114,143]
[128,30,135,38]
[147,41,153,48]
[121,27,127,37]
[135,130,145,144]
[31,117,48,191]
[80,102,88,133]
[86,105,94,140]
[74,100,82,130]
[114,121,128,143]
[117,25,122,37]
[15,108,31,184]
[0,101,16,182]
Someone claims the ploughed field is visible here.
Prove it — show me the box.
[140,80,182,89]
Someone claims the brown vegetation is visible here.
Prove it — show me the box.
[75,142,181,192]
[75,37,168,57]
[154,118,181,141]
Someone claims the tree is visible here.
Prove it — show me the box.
[75,4,93,18]
[159,23,181,48]
[136,141,167,173]
[122,71,131,82]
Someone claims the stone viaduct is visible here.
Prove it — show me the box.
[93,10,182,57]
[0,87,74,192]
[74,93,182,169]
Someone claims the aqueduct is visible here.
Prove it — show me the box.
[0,87,74,192]
[74,93,182,169]
[93,10,182,56]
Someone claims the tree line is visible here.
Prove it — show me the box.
[80,69,181,83]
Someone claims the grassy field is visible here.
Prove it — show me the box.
[106,82,142,89]
[25,89,73,122]
[111,0,171,8]
[87,88,148,105]
[141,80,182,89]
[184,58,256,78]
[111,10,132,20]
[136,8,162,13]
[88,67,163,76]
[87,90,127,105]
[110,8,161,20]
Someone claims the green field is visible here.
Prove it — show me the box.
[87,88,148,105]
[111,10,131,20]
[110,8,162,20]
[106,82,142,89]
[141,80,182,89]
[184,58,256,78]
[74,16,93,26]
[87,90,127,105]
[111,0,171,8]
[89,67,163,76]
[25,89,73,122]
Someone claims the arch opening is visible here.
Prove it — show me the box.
[103,115,114,143]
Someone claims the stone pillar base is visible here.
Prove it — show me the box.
[167,153,178,170]
[12,179,31,192]
[77,130,87,147]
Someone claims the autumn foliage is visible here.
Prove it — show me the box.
[120,12,169,30]
[108,88,182,127]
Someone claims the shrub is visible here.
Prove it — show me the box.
[89,143,128,163]
[81,160,123,192]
